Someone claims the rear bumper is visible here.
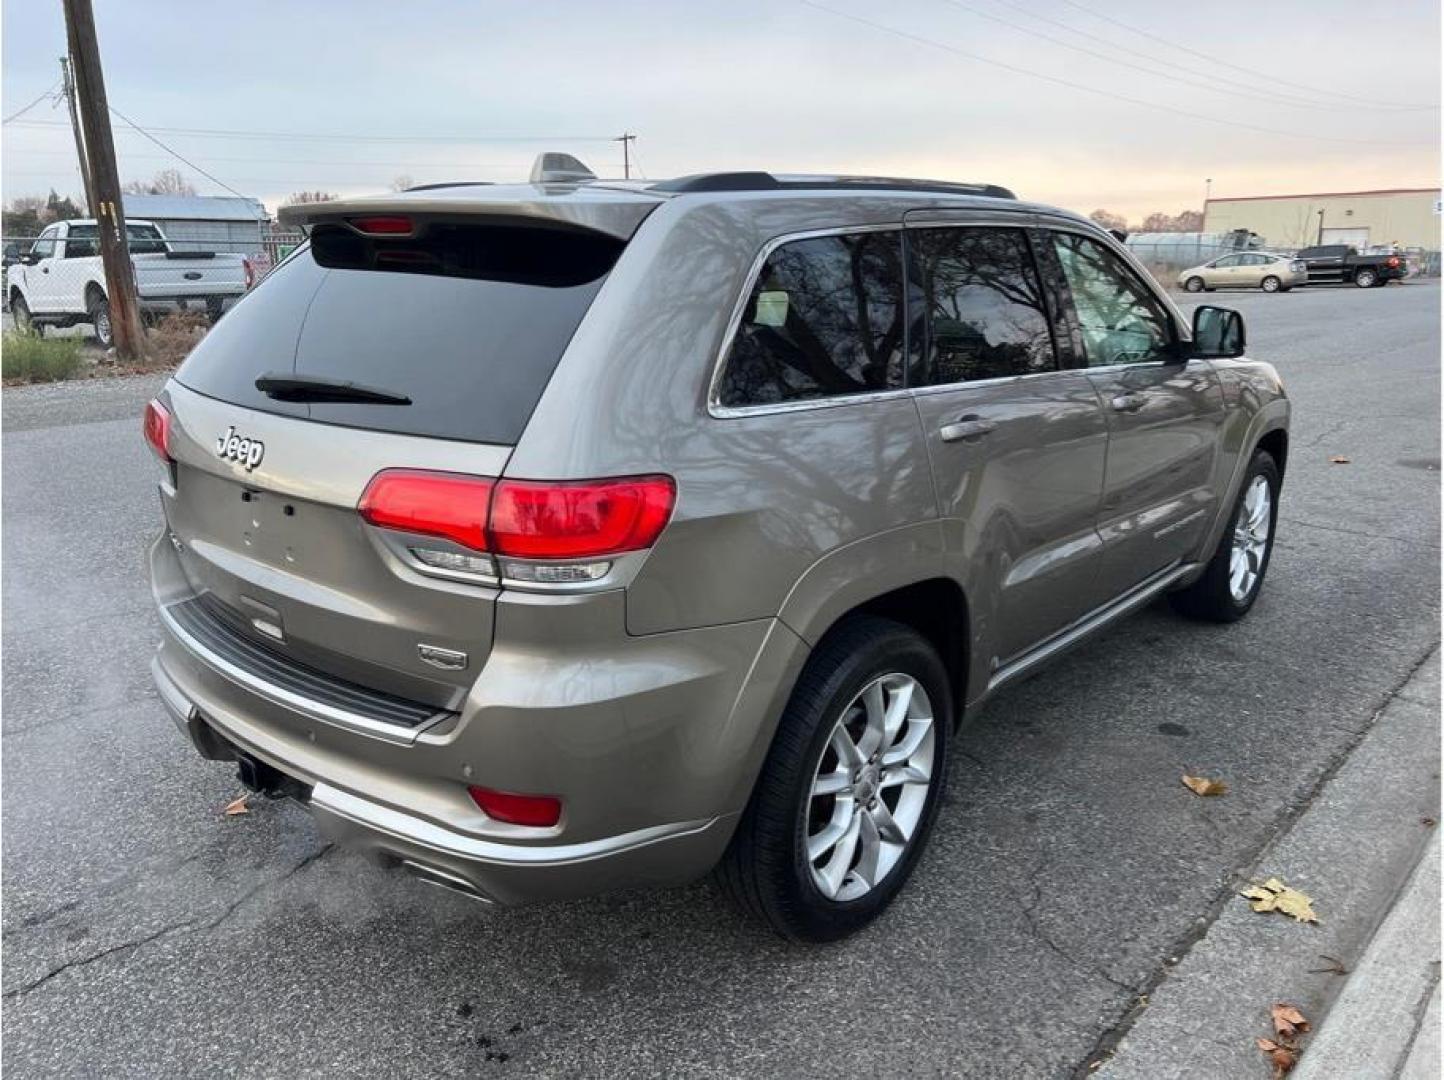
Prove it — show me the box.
[152,653,739,904]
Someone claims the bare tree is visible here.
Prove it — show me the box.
[389,175,415,193]
[1139,210,1204,233]
[122,168,196,196]
[1088,209,1129,233]
[283,190,338,206]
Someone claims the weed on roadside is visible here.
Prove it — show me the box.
[1,332,86,383]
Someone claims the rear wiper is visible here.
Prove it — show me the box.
[254,372,411,405]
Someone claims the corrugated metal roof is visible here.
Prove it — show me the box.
[120,193,266,222]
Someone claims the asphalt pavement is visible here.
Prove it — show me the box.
[2,280,1439,1078]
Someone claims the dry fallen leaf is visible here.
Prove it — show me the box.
[223,794,251,816]
[1271,1003,1310,1039]
[1328,455,1351,464]
[1182,773,1228,797]
[1256,1038,1298,1076]
[1240,877,1320,924]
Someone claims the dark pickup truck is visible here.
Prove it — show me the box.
[1294,244,1406,288]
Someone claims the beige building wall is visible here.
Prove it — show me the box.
[1204,188,1441,251]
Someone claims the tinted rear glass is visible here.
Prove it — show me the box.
[175,222,622,444]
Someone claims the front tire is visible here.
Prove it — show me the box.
[11,293,34,334]
[1355,269,1378,288]
[1184,276,1205,293]
[1261,275,1281,293]
[1170,449,1280,623]
[715,616,951,941]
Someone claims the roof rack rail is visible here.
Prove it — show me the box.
[403,181,495,193]
[649,172,1016,199]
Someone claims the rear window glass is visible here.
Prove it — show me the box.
[175,222,623,444]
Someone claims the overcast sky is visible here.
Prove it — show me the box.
[2,0,1439,222]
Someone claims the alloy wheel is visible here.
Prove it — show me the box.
[805,673,936,902]
[1229,474,1271,602]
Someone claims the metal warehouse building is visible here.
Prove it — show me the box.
[1202,188,1440,252]
[119,193,267,257]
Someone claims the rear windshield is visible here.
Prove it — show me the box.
[174,221,623,444]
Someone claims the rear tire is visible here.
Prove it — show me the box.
[1355,269,1378,288]
[1184,276,1205,293]
[1260,275,1281,293]
[715,616,951,942]
[88,294,113,348]
[1170,450,1280,623]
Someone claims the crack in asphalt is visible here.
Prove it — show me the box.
[2,851,205,941]
[1020,858,1139,997]
[2,844,333,1001]
[1277,516,1442,550]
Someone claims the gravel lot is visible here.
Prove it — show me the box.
[2,280,1439,1078]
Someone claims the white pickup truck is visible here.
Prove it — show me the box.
[5,219,254,346]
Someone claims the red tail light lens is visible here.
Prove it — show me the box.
[143,399,172,462]
[489,475,676,559]
[348,215,414,236]
[468,786,562,828]
[358,470,494,552]
[1388,256,1400,267]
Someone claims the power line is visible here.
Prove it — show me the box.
[2,82,62,125]
[9,146,536,171]
[5,118,620,144]
[107,105,257,207]
[1052,0,1437,111]
[936,0,1428,114]
[989,0,1433,113]
[799,1,1434,147]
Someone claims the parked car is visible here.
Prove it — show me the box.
[1178,252,1307,293]
[7,219,254,346]
[144,158,1289,941]
[1293,244,1406,287]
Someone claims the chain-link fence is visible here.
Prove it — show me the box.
[2,225,306,334]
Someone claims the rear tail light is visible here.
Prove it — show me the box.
[143,399,172,463]
[468,785,562,828]
[357,470,676,585]
[1387,256,1400,267]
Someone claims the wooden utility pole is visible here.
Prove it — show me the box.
[59,56,94,213]
[62,0,145,358]
[615,132,636,179]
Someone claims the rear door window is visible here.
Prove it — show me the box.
[174,222,623,444]
[717,232,907,408]
[907,226,1057,385]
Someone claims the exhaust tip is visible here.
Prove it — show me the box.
[398,859,494,905]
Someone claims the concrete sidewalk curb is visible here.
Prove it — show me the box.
[1295,837,1439,1078]
[1093,647,1441,1079]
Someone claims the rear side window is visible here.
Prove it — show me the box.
[908,226,1056,386]
[718,232,906,408]
[175,222,622,444]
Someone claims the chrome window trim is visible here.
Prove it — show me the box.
[705,223,907,420]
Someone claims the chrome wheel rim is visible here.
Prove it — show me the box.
[1262,277,1279,292]
[1229,475,1272,602]
[805,673,935,902]
[94,308,111,345]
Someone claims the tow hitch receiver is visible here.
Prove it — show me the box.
[235,751,311,801]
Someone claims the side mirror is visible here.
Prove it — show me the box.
[1191,305,1245,359]
[18,251,41,266]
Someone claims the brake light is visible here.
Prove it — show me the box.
[468,786,562,827]
[143,399,172,463]
[357,470,676,582]
[348,215,414,236]
[1387,255,1400,267]
[489,476,676,559]
[242,257,256,289]
[358,470,494,552]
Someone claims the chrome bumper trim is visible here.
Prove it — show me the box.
[310,782,718,868]
[158,600,445,747]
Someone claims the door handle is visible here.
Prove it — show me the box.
[939,416,997,442]
[1111,392,1145,413]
